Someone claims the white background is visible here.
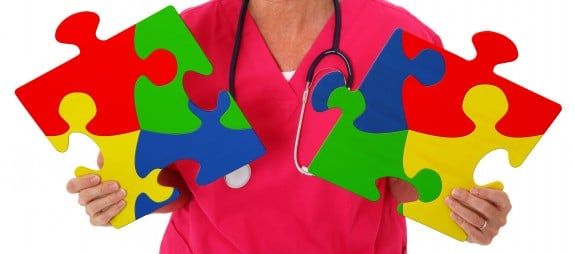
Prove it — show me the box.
[0,0,572,253]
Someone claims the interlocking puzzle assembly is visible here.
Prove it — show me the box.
[308,29,561,240]
[15,6,265,228]
[15,4,562,241]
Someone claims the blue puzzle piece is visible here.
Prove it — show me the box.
[135,189,180,219]
[311,71,347,112]
[135,91,266,185]
[354,29,445,133]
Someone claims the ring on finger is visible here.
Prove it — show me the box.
[479,220,487,231]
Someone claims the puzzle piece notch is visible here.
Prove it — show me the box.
[15,9,178,138]
[135,91,266,185]
[50,93,179,228]
[353,29,445,134]
[309,71,442,201]
[402,29,562,138]
[401,84,542,241]
[133,5,214,134]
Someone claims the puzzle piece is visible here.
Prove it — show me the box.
[402,30,562,137]
[134,5,213,134]
[182,71,253,130]
[15,9,177,137]
[354,29,445,133]
[308,71,442,201]
[400,84,542,241]
[135,91,266,185]
[49,93,179,228]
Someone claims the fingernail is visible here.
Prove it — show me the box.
[445,196,453,206]
[470,188,479,195]
[119,189,126,198]
[451,188,463,198]
[90,175,100,184]
[107,182,119,191]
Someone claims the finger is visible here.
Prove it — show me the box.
[445,196,487,229]
[90,200,126,227]
[66,174,100,194]
[78,181,119,206]
[471,187,512,212]
[451,188,497,219]
[85,189,126,216]
[97,151,104,168]
[451,212,493,245]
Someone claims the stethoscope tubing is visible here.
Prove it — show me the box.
[229,0,354,175]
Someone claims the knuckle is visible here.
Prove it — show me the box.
[498,217,507,227]
[481,238,493,246]
[477,203,496,217]
[475,202,489,213]
[492,228,500,237]
[501,191,510,200]
[505,202,513,213]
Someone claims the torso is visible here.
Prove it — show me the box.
[160,0,442,253]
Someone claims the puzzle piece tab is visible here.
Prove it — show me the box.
[15,9,177,137]
[402,30,562,137]
[49,93,179,228]
[134,6,213,134]
[400,84,542,241]
[354,29,445,133]
[135,91,266,185]
[309,72,442,201]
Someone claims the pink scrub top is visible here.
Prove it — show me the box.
[161,0,442,253]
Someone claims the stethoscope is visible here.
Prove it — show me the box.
[228,0,354,177]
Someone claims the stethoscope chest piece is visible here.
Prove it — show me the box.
[225,164,251,188]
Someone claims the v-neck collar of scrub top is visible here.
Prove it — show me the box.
[218,0,365,102]
[215,0,367,168]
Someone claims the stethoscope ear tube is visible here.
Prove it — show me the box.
[305,0,353,90]
[305,49,353,90]
[232,0,354,96]
[228,0,250,98]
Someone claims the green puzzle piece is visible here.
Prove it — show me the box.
[220,95,252,130]
[134,6,213,134]
[308,72,442,202]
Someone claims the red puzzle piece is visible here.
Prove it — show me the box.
[402,31,562,137]
[183,72,223,111]
[15,11,177,137]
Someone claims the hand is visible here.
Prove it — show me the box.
[66,152,126,226]
[446,187,512,245]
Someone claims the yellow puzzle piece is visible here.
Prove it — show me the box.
[401,84,542,241]
[48,93,177,228]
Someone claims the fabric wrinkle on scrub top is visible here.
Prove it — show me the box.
[160,0,443,253]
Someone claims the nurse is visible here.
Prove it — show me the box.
[66,0,512,252]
